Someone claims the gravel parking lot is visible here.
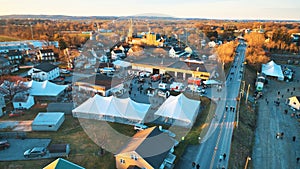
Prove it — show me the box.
[0,138,51,161]
[252,65,300,169]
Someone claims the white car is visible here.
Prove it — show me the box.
[134,124,148,131]
[158,90,170,98]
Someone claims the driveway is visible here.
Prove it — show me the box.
[0,121,32,131]
[0,138,51,161]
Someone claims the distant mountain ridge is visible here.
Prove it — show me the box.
[0,14,299,22]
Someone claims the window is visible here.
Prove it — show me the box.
[120,159,125,164]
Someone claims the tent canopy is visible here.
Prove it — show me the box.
[72,95,150,121]
[25,80,68,96]
[112,60,131,68]
[154,94,200,125]
[203,79,221,85]
[262,60,284,80]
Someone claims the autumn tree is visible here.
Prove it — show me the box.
[216,41,237,64]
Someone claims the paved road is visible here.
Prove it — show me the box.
[175,42,246,169]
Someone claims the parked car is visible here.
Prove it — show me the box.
[24,147,47,158]
[0,140,10,150]
[134,124,148,131]
[9,110,25,117]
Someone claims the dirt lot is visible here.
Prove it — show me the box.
[252,65,300,169]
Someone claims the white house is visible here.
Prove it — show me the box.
[169,47,183,58]
[28,62,60,81]
[288,96,300,110]
[32,112,65,131]
[12,93,35,110]
[36,49,56,61]
[208,41,216,48]
[111,49,125,60]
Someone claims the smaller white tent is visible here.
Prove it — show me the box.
[203,80,221,85]
[72,95,150,124]
[262,60,284,81]
[112,60,131,68]
[154,94,200,127]
[25,80,68,97]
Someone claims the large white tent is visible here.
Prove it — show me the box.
[72,95,150,124]
[262,60,284,81]
[25,80,68,97]
[154,94,200,128]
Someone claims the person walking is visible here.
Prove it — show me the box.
[223,153,227,160]
[192,161,196,167]
[196,163,200,169]
[293,136,296,142]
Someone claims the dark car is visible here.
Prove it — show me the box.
[24,147,47,158]
[0,140,10,150]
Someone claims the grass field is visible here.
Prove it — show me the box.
[0,35,22,42]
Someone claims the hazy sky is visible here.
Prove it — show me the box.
[1,0,299,20]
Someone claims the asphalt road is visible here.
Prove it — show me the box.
[175,42,246,169]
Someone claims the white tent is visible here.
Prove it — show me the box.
[25,80,68,96]
[154,94,200,127]
[203,79,221,85]
[112,60,131,68]
[262,60,284,81]
[72,95,150,124]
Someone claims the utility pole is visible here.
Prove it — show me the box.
[245,84,250,104]
[30,25,34,40]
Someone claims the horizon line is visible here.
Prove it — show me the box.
[0,14,299,22]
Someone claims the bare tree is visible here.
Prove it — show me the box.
[0,76,30,101]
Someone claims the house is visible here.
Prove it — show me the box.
[169,47,183,58]
[0,94,5,117]
[32,112,65,131]
[36,49,56,61]
[6,50,24,64]
[115,126,176,169]
[12,93,35,110]
[111,49,126,60]
[287,96,300,110]
[127,46,144,57]
[0,57,10,75]
[74,74,124,97]
[28,62,60,81]
[43,158,85,169]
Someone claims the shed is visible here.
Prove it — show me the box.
[47,103,74,114]
[32,112,65,131]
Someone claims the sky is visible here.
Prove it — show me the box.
[1,0,300,20]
